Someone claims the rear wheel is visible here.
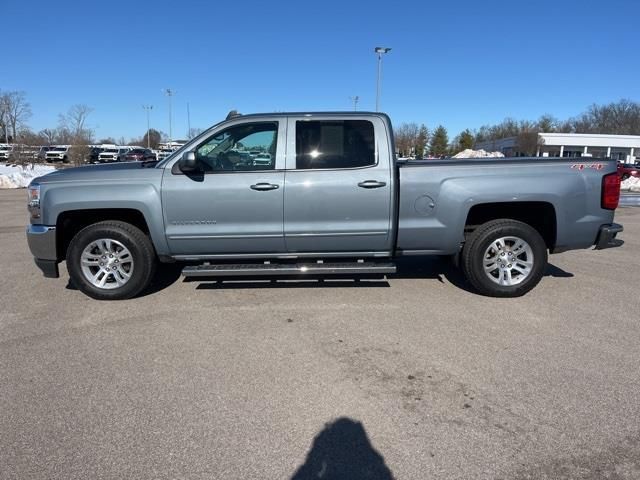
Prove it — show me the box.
[67,221,156,300]
[461,219,547,297]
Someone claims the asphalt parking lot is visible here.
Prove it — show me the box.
[1,188,639,480]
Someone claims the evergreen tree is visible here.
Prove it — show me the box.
[415,124,429,159]
[458,129,474,150]
[430,125,449,157]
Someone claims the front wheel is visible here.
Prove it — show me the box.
[461,219,548,297]
[67,221,156,300]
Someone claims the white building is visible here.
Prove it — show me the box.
[476,133,640,162]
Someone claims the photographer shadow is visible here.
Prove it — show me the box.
[291,417,395,480]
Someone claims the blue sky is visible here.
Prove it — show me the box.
[3,0,639,140]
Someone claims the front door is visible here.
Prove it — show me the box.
[283,116,393,253]
[162,119,286,255]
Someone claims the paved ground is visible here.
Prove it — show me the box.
[1,188,639,480]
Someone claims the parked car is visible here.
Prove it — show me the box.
[253,152,272,166]
[124,148,156,162]
[86,147,104,164]
[45,146,72,163]
[618,163,639,180]
[156,148,177,161]
[35,146,54,162]
[26,112,623,300]
[0,144,15,161]
[98,147,130,163]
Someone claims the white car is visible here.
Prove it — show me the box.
[98,147,131,163]
[0,144,15,161]
[45,146,72,163]
[253,152,272,166]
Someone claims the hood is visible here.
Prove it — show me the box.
[34,161,160,184]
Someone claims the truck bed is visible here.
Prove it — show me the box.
[395,156,618,255]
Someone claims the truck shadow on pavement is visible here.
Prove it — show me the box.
[290,417,395,480]
[66,258,573,296]
[182,257,573,294]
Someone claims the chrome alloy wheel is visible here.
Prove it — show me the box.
[80,238,134,289]
[483,236,534,286]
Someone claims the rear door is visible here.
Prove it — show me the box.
[162,119,286,255]
[283,115,393,253]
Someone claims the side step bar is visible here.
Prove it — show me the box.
[181,261,397,278]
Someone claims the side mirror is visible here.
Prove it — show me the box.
[179,151,198,172]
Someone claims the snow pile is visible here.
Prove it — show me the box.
[453,149,505,158]
[0,164,57,189]
[621,176,640,192]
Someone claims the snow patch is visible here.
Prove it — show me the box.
[0,164,57,189]
[452,149,505,158]
[621,176,640,192]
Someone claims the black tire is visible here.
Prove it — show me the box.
[66,221,156,300]
[461,219,548,297]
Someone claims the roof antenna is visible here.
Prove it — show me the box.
[226,110,241,120]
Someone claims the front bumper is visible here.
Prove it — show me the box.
[595,223,624,250]
[26,225,60,278]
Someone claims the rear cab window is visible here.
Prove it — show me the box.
[295,120,375,170]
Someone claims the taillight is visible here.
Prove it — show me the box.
[601,172,620,210]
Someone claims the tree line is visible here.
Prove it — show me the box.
[3,90,639,161]
[0,89,182,164]
[394,98,640,158]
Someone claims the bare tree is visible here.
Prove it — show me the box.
[59,104,93,140]
[394,122,420,157]
[39,128,57,145]
[58,104,94,165]
[142,129,162,149]
[4,91,32,141]
[0,91,9,143]
[188,127,204,139]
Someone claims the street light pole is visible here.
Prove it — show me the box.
[349,96,359,111]
[163,89,175,145]
[142,105,153,148]
[374,47,391,112]
[187,102,191,138]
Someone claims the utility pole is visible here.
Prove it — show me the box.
[374,47,391,112]
[163,89,175,145]
[349,96,360,111]
[187,102,191,138]
[142,105,153,148]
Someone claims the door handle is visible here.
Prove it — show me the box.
[250,182,280,191]
[358,180,387,189]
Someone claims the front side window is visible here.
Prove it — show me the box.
[195,122,278,172]
[296,120,375,169]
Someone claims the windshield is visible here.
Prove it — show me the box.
[103,149,118,153]
[0,146,11,151]
[53,147,67,151]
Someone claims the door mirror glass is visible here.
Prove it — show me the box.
[179,151,198,172]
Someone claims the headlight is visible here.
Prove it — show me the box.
[27,182,41,219]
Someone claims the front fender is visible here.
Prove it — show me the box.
[40,182,169,256]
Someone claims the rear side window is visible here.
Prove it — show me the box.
[296,120,375,169]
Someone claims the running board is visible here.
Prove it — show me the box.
[181,261,396,277]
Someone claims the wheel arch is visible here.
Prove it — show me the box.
[464,201,557,250]
[56,208,151,261]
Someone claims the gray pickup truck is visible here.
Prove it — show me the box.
[26,112,623,300]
